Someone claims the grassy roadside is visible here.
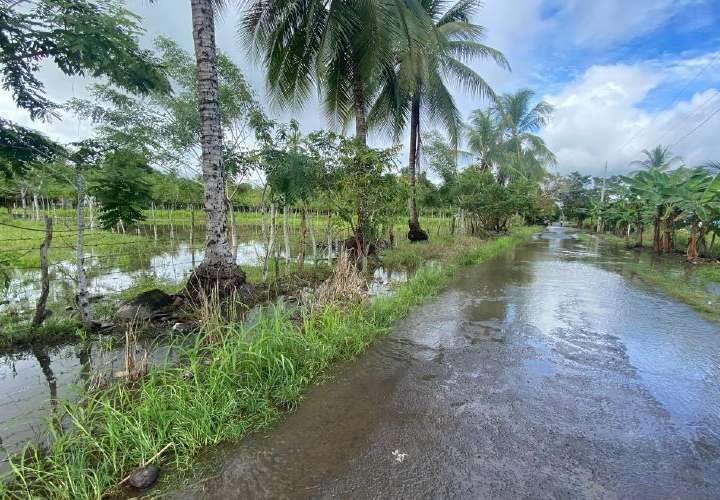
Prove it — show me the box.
[0,226,539,499]
[584,232,720,323]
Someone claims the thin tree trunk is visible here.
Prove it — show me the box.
[624,223,630,247]
[229,199,238,261]
[20,187,27,217]
[652,208,661,254]
[307,205,317,263]
[188,0,243,296]
[262,203,276,281]
[687,219,699,262]
[283,205,291,266]
[698,225,708,257]
[297,205,307,272]
[408,95,420,228]
[32,192,40,220]
[75,169,92,328]
[32,216,53,329]
[326,212,333,261]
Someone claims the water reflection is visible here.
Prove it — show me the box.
[3,222,345,309]
[0,337,179,471]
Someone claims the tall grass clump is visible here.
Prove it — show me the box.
[0,227,539,499]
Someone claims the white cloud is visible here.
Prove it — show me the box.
[541,59,720,176]
[3,0,718,179]
[553,0,699,47]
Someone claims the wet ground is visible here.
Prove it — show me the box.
[170,226,720,499]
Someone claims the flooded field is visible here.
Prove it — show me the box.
[3,220,345,309]
[0,220,409,471]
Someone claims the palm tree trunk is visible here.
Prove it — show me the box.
[186,0,245,297]
[351,61,368,259]
[408,96,420,227]
[407,95,427,242]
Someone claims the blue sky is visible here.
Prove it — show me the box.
[1,0,719,177]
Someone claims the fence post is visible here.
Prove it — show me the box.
[32,216,53,329]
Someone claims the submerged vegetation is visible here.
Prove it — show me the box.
[0,227,538,499]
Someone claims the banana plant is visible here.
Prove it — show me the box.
[674,168,720,261]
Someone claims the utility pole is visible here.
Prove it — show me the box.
[596,161,607,233]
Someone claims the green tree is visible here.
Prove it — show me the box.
[369,0,509,241]
[491,88,556,183]
[0,0,168,175]
[90,149,152,229]
[631,145,683,172]
[242,0,421,254]
[465,109,507,172]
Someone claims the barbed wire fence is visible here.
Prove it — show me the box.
[0,209,387,331]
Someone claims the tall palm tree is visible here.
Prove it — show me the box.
[370,0,509,241]
[491,88,556,183]
[242,0,410,251]
[631,145,683,172]
[185,0,246,297]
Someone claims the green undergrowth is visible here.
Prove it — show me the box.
[0,227,538,499]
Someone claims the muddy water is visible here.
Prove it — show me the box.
[171,226,720,499]
[0,339,181,471]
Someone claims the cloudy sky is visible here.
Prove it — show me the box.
[3,0,720,177]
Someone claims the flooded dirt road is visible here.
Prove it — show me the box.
[172,227,720,499]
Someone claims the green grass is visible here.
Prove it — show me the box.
[0,227,538,499]
[623,259,720,323]
[588,232,720,323]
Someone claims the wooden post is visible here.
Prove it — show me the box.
[32,217,53,329]
[297,205,307,272]
[75,168,93,328]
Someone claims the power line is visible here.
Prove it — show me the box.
[612,51,720,156]
[670,102,720,148]
[653,90,720,147]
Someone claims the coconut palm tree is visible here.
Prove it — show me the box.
[184,0,247,297]
[465,109,507,172]
[242,0,414,252]
[631,145,683,172]
[369,0,509,241]
[491,88,556,183]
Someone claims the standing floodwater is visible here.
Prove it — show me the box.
[171,226,720,499]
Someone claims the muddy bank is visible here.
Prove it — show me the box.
[169,227,720,499]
